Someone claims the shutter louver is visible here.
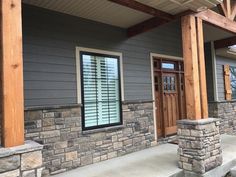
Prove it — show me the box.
[224,65,232,101]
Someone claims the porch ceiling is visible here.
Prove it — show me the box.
[23,0,222,28]
[216,48,236,59]
[203,23,235,42]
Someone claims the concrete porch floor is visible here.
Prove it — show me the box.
[53,134,236,177]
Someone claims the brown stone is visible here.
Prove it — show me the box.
[55,141,68,149]
[65,151,77,161]
[21,151,42,170]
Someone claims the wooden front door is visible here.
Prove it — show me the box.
[153,58,186,138]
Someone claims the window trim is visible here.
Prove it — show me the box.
[76,47,124,130]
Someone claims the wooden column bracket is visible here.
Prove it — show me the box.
[218,0,236,20]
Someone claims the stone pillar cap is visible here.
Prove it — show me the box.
[177,118,220,125]
[0,141,43,158]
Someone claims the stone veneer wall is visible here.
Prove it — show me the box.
[24,102,156,176]
[208,101,236,134]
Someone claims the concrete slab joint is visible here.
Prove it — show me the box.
[0,141,43,177]
[177,118,223,175]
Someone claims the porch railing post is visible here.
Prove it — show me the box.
[0,0,24,147]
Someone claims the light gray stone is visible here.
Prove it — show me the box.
[22,170,36,177]
[40,130,60,138]
[0,169,20,177]
[37,167,44,177]
[230,166,236,177]
[0,155,20,173]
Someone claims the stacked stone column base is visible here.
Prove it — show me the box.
[0,141,43,177]
[178,118,222,174]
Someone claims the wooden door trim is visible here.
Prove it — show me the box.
[150,53,184,140]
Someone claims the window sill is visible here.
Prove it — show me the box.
[82,125,125,135]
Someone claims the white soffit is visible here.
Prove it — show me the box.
[23,0,152,28]
[203,23,234,42]
[216,48,236,60]
[23,0,222,28]
[135,0,222,14]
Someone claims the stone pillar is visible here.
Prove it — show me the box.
[0,141,43,177]
[178,118,222,174]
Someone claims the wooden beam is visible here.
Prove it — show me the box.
[196,18,208,118]
[181,15,202,120]
[0,0,24,147]
[127,10,194,37]
[108,0,174,21]
[214,36,236,49]
[195,9,236,34]
[127,17,169,37]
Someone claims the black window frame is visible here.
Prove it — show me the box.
[80,51,123,131]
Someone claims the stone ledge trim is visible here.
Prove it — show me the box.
[0,141,43,158]
[178,118,220,125]
[208,100,236,104]
[122,100,154,105]
[24,100,154,111]
[25,104,82,111]
[82,125,125,135]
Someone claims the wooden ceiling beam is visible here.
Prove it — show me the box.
[127,17,169,37]
[195,9,236,34]
[127,10,194,37]
[214,36,236,49]
[108,0,174,21]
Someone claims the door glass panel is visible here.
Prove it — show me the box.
[163,76,176,92]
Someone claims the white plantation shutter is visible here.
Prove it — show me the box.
[81,53,121,129]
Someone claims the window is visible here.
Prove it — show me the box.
[80,51,122,130]
[162,63,175,70]
[230,66,236,99]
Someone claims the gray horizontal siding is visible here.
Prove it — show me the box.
[23,4,182,107]
[216,55,236,101]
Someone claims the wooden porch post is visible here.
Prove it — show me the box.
[0,0,24,147]
[181,15,208,120]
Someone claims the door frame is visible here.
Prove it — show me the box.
[150,53,183,141]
